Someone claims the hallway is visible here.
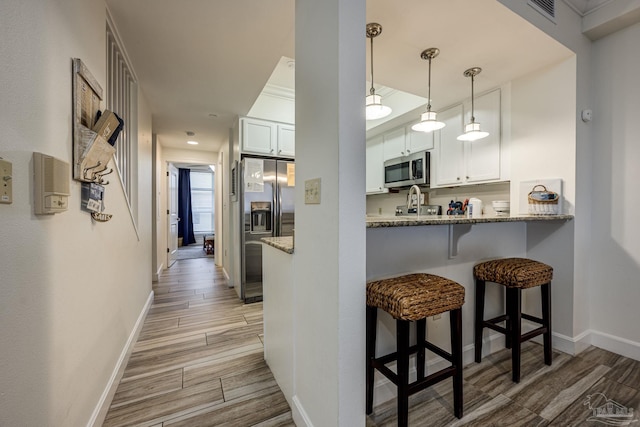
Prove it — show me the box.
[103,257,293,426]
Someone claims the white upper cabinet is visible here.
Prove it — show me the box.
[406,124,435,153]
[433,104,465,186]
[382,124,434,161]
[241,117,295,158]
[432,89,502,188]
[464,89,501,183]
[382,127,407,161]
[277,124,295,157]
[366,135,388,194]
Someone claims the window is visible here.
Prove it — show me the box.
[190,171,215,234]
[106,19,138,221]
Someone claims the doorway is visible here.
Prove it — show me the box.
[175,164,216,261]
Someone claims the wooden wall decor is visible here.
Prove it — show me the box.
[71,58,115,183]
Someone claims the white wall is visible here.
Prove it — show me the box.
[588,22,640,351]
[293,0,366,425]
[247,86,295,124]
[0,0,153,425]
[500,0,640,356]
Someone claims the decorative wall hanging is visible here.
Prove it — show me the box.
[71,58,122,183]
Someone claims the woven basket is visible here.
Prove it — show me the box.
[528,185,559,215]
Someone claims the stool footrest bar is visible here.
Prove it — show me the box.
[520,327,548,343]
[408,366,457,395]
[521,313,543,324]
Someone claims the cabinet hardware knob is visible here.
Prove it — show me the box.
[466,176,469,179]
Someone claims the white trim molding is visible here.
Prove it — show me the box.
[291,395,315,427]
[87,290,154,427]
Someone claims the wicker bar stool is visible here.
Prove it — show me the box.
[366,273,465,426]
[474,258,553,383]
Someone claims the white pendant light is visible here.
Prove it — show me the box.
[457,67,489,141]
[366,23,391,121]
[412,48,445,132]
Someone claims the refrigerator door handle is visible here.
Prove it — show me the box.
[277,180,283,236]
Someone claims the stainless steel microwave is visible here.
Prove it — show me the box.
[383,151,430,188]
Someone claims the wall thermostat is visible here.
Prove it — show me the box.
[33,152,70,215]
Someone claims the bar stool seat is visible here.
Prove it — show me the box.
[366,273,465,426]
[474,258,553,383]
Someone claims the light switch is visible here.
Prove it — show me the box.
[0,158,12,204]
[304,178,321,204]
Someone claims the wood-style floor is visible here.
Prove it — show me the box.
[104,256,640,426]
[367,340,640,426]
[103,257,294,427]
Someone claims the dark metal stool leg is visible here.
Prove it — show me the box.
[450,308,464,418]
[366,305,377,414]
[541,283,552,366]
[474,279,486,362]
[416,318,426,380]
[397,320,410,427]
[508,288,522,383]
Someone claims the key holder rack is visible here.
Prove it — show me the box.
[72,58,117,183]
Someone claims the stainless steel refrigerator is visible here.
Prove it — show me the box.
[240,157,294,303]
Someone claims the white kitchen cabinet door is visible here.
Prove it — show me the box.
[433,104,464,187]
[383,127,407,161]
[406,124,434,153]
[366,136,388,194]
[242,118,277,155]
[464,89,501,183]
[277,124,295,158]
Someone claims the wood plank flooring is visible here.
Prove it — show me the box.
[367,342,640,427]
[103,257,294,427]
[104,256,640,426]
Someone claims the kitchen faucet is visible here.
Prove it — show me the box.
[407,185,421,215]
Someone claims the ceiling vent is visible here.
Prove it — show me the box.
[528,0,556,22]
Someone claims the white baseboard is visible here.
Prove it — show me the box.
[589,330,640,362]
[87,290,154,427]
[291,395,314,427]
[153,263,164,282]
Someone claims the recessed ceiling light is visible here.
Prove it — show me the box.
[187,140,199,145]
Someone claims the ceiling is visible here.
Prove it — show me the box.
[105,0,574,153]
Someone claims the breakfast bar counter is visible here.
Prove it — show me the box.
[366,213,574,228]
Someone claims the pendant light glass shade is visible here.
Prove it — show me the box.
[457,67,489,141]
[366,23,391,121]
[457,123,489,141]
[412,48,445,133]
[366,94,392,120]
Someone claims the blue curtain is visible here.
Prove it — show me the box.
[178,168,196,245]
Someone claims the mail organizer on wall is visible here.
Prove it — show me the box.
[71,58,122,184]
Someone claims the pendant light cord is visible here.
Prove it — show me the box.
[427,57,432,112]
[470,73,475,122]
[370,35,375,95]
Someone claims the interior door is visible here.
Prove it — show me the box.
[167,163,179,268]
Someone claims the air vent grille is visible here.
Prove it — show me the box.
[528,0,556,22]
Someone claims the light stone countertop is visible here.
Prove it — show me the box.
[366,213,574,228]
[261,236,294,254]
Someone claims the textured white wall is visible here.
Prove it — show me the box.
[0,0,153,425]
[589,22,640,347]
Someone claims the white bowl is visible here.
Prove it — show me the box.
[492,200,510,215]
